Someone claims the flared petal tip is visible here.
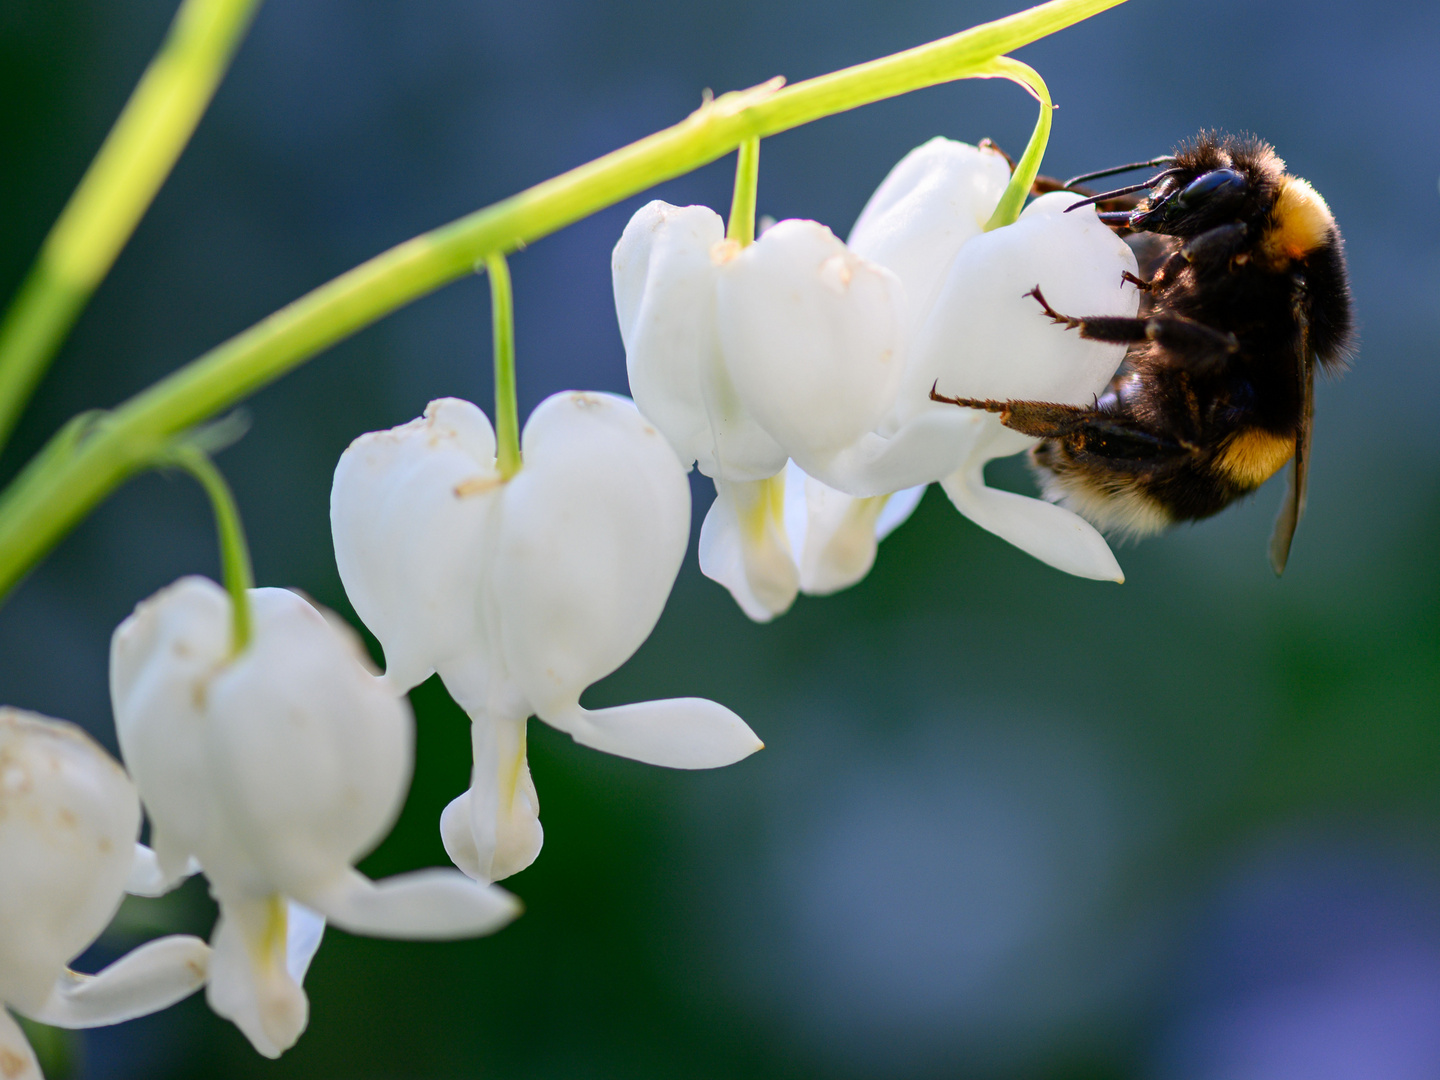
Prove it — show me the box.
[546,698,763,770]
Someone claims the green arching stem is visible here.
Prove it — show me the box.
[0,0,262,457]
[486,254,521,480]
[981,57,1054,231]
[168,446,254,653]
[0,0,1127,602]
[727,137,761,246]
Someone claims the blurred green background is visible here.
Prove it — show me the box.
[4,0,1440,1077]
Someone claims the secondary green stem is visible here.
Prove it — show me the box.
[727,138,761,246]
[0,0,1126,602]
[981,57,1053,231]
[487,254,521,480]
[169,446,254,652]
[0,0,262,457]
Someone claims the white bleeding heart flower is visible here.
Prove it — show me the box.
[615,137,1141,604]
[0,708,211,1080]
[697,465,926,623]
[330,392,762,885]
[849,137,1141,581]
[110,578,519,1059]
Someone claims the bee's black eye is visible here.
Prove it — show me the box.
[1175,168,1247,208]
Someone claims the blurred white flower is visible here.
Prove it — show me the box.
[331,392,762,885]
[110,578,519,1059]
[0,708,210,1080]
[613,138,1141,598]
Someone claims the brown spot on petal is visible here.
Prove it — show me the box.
[98,837,112,854]
[454,474,503,497]
[710,238,741,265]
[186,959,205,978]
[57,808,76,829]
[0,1048,28,1079]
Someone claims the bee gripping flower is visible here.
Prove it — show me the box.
[110,578,519,1059]
[331,392,762,884]
[0,708,211,1079]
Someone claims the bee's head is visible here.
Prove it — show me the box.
[1071,133,1288,240]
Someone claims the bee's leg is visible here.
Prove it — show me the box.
[1121,270,1152,292]
[1026,285,1238,373]
[928,390,1188,458]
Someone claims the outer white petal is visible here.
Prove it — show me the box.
[717,219,906,459]
[697,475,798,623]
[24,935,210,1029]
[799,405,985,498]
[546,698,762,769]
[782,460,926,596]
[0,709,140,1014]
[302,867,520,939]
[207,896,307,1060]
[126,844,199,898]
[490,392,691,717]
[331,397,499,693]
[202,587,412,900]
[939,451,1124,582]
[613,201,786,481]
[0,1009,40,1080]
[903,193,1140,419]
[848,137,1011,326]
[110,577,228,882]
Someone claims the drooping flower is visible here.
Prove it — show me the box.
[0,708,211,1080]
[613,137,1141,606]
[110,578,519,1059]
[330,391,762,885]
[848,137,1140,580]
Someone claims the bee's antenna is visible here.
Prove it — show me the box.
[1063,182,1155,212]
[1063,155,1175,189]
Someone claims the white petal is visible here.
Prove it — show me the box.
[23,935,209,1029]
[613,201,786,480]
[798,406,988,498]
[125,844,198,898]
[285,901,326,985]
[330,398,499,693]
[697,476,798,623]
[848,137,1011,327]
[0,709,140,1014]
[787,468,913,597]
[207,895,308,1059]
[301,868,519,940]
[202,588,413,900]
[110,578,227,884]
[875,483,926,542]
[939,458,1124,582]
[491,392,692,716]
[0,1009,40,1080]
[543,698,763,770]
[903,193,1140,419]
[439,712,541,884]
[717,219,906,458]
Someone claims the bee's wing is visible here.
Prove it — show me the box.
[1268,330,1315,575]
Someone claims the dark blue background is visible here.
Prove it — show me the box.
[3,1,1439,1077]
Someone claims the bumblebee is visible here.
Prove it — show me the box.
[934,132,1353,573]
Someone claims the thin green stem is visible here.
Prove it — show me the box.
[982,57,1053,231]
[0,0,1127,602]
[0,0,262,456]
[727,137,761,246]
[168,446,254,653]
[487,254,521,480]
